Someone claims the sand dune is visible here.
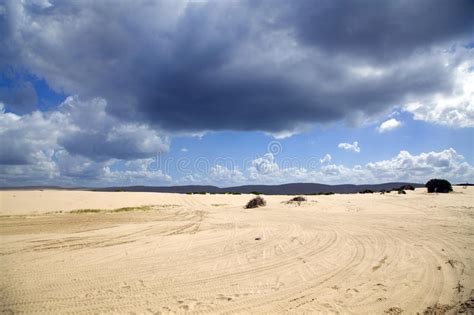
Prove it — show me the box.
[1,188,473,313]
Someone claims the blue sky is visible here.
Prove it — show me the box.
[1,0,473,187]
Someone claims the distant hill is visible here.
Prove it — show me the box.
[1,182,424,194]
[84,182,422,195]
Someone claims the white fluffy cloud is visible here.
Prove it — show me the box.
[338,141,361,153]
[249,153,280,175]
[0,97,170,186]
[365,148,473,183]
[378,118,402,133]
[403,50,474,128]
[319,154,332,164]
[209,165,246,185]
[182,149,474,186]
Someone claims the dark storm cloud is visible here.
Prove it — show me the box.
[1,0,473,135]
[276,0,474,63]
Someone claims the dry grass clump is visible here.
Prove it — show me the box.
[69,205,153,214]
[245,196,266,209]
[69,209,102,214]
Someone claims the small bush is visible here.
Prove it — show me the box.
[359,189,374,194]
[399,185,415,191]
[245,196,266,209]
[250,191,262,195]
[398,190,406,194]
[289,196,306,202]
[425,179,453,193]
[286,196,307,205]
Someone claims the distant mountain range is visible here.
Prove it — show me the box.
[1,182,428,194]
[92,182,425,194]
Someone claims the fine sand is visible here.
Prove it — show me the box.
[1,188,473,314]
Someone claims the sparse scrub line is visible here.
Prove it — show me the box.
[246,195,311,209]
[379,179,453,195]
[68,204,179,214]
[303,192,335,196]
[186,192,242,195]
[379,185,415,194]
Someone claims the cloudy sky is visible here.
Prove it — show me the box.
[1,0,473,187]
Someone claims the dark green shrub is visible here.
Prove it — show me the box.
[289,196,306,202]
[399,185,415,191]
[359,189,374,194]
[287,196,307,205]
[425,179,453,193]
[245,196,266,209]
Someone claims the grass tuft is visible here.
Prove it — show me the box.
[69,205,155,214]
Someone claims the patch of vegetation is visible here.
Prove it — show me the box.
[359,189,374,194]
[426,179,453,193]
[286,196,307,206]
[250,191,262,195]
[69,209,103,214]
[69,205,154,214]
[289,196,306,202]
[306,192,334,196]
[193,191,208,195]
[245,196,266,209]
[399,184,415,191]
[111,205,153,212]
[398,190,406,194]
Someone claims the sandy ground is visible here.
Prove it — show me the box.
[0,188,473,314]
